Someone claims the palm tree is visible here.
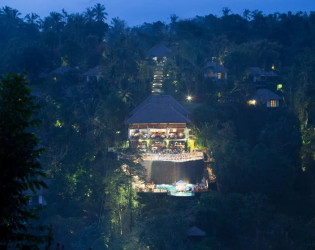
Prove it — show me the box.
[1,6,21,20]
[93,3,108,22]
[222,7,231,17]
[243,9,251,21]
[1,6,21,29]
[24,13,42,26]
[43,12,65,32]
[84,7,94,23]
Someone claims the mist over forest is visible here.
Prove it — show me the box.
[1,4,315,249]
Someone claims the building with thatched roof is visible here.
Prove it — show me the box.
[82,65,104,82]
[248,67,278,83]
[203,61,228,81]
[126,95,194,151]
[248,88,281,108]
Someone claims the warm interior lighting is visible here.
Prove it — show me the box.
[270,100,277,107]
[248,100,256,106]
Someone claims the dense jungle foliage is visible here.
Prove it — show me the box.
[1,4,315,249]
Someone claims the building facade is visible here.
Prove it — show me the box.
[126,95,194,152]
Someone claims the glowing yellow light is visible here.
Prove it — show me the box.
[248,100,256,106]
[271,65,275,70]
[277,84,282,90]
[186,95,193,101]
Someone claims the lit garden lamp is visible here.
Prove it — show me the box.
[186,95,193,102]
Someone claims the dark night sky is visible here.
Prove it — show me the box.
[1,0,315,26]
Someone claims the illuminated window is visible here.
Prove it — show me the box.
[217,73,222,79]
[248,100,256,106]
[270,100,277,107]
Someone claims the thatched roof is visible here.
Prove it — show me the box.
[51,66,72,74]
[254,89,281,102]
[203,62,228,73]
[130,95,190,116]
[249,67,278,77]
[126,95,191,124]
[147,44,170,57]
[187,226,206,237]
[82,65,102,77]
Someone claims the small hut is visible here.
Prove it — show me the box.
[248,88,281,108]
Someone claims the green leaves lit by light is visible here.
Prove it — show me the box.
[70,173,77,183]
[277,84,283,91]
[302,166,306,172]
[72,123,80,133]
[61,57,68,66]
[217,92,222,98]
[121,141,129,149]
[86,188,92,197]
[54,119,63,128]
[173,80,178,86]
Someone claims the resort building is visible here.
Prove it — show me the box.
[81,65,104,82]
[247,88,281,108]
[126,95,195,153]
[202,61,228,81]
[126,44,207,190]
[248,67,278,83]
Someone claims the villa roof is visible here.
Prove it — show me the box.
[187,226,206,237]
[249,67,278,77]
[82,65,103,77]
[147,44,170,57]
[130,95,191,116]
[203,62,228,73]
[254,89,281,102]
[126,95,191,124]
[126,103,191,124]
[51,66,72,74]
